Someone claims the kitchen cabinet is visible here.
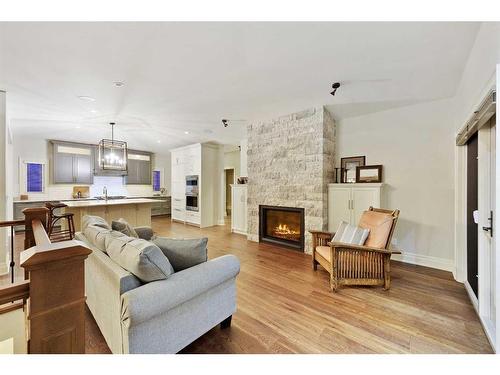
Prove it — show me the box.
[170,143,219,228]
[151,196,171,216]
[52,141,94,184]
[124,151,152,185]
[327,183,383,232]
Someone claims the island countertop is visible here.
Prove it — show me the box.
[61,198,165,208]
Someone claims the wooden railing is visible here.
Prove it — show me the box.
[0,219,25,283]
[0,206,91,354]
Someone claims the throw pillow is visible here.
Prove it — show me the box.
[112,218,139,238]
[152,237,208,272]
[332,221,369,246]
[105,236,174,282]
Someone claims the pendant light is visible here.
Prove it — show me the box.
[98,122,128,171]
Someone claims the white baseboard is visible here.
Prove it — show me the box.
[464,280,479,312]
[0,262,8,276]
[231,229,247,236]
[392,252,454,272]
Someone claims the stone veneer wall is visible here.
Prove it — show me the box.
[247,106,335,253]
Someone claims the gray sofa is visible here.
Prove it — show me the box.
[76,216,240,354]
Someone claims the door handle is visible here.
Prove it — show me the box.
[482,210,493,237]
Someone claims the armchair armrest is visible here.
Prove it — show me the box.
[121,255,240,327]
[309,230,334,237]
[328,241,400,255]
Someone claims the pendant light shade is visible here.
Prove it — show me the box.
[98,122,128,171]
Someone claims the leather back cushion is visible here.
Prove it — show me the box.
[358,211,394,249]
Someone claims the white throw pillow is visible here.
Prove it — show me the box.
[332,221,370,246]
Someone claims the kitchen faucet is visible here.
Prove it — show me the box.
[103,186,108,201]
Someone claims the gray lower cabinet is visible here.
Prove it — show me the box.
[151,196,171,216]
[52,141,94,184]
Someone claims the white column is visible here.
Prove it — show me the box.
[217,144,225,225]
[0,90,8,275]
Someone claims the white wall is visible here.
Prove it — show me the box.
[153,153,171,195]
[224,149,240,177]
[336,98,456,271]
[11,136,171,200]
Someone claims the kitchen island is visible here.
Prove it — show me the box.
[62,198,165,231]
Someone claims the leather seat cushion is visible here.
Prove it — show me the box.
[358,211,394,249]
[315,246,331,262]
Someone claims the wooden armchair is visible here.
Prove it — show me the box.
[310,207,400,291]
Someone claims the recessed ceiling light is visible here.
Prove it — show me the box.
[114,81,125,87]
[90,109,97,113]
[75,125,81,129]
[157,140,161,143]
[77,96,95,102]
[184,131,190,135]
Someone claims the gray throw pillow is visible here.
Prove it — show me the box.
[106,236,174,282]
[112,218,139,238]
[152,237,208,272]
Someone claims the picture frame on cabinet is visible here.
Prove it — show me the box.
[356,165,383,183]
[340,156,366,183]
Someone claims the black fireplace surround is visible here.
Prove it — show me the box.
[259,205,305,251]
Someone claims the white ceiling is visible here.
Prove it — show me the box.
[0,22,480,153]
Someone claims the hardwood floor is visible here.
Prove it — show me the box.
[3,217,493,353]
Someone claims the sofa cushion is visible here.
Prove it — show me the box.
[358,210,394,249]
[104,230,133,249]
[112,218,139,238]
[332,221,370,245]
[106,236,174,282]
[83,225,113,252]
[152,237,208,272]
[82,215,111,231]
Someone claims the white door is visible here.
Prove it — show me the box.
[351,187,381,225]
[328,187,351,232]
[478,118,496,342]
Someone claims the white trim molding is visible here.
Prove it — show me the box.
[392,252,454,272]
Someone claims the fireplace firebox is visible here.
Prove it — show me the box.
[259,205,305,251]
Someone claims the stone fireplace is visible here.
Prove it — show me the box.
[259,205,305,251]
[247,106,335,254]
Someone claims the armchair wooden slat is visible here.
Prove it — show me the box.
[310,207,400,292]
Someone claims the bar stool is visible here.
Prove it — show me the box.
[45,202,75,242]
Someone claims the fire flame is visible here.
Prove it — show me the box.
[274,224,299,235]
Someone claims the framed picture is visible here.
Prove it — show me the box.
[356,165,383,183]
[340,156,366,183]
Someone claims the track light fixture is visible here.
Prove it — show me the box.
[330,82,341,96]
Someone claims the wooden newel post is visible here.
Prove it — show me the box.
[20,213,91,354]
[23,207,49,249]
